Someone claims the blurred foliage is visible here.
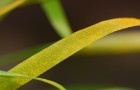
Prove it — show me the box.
[41,0,72,37]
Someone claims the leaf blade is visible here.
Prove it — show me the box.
[1,18,140,89]
[0,70,65,90]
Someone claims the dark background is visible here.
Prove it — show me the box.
[1,0,140,89]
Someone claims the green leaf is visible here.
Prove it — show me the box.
[0,70,65,90]
[1,18,140,90]
[41,0,73,37]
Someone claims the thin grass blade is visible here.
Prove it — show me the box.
[0,18,140,89]
[0,70,65,90]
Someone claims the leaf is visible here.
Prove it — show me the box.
[0,70,65,90]
[0,0,26,16]
[1,18,140,90]
[41,0,73,37]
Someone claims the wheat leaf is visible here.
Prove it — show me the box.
[0,18,140,90]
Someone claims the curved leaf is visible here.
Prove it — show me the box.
[1,18,140,90]
[0,70,65,90]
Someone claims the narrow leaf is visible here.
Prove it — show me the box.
[41,0,73,37]
[1,18,140,90]
[0,70,65,90]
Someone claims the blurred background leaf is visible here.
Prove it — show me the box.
[41,0,73,37]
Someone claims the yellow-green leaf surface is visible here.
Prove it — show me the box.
[41,0,72,37]
[0,0,26,16]
[1,18,140,90]
[0,70,65,90]
[0,0,13,7]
